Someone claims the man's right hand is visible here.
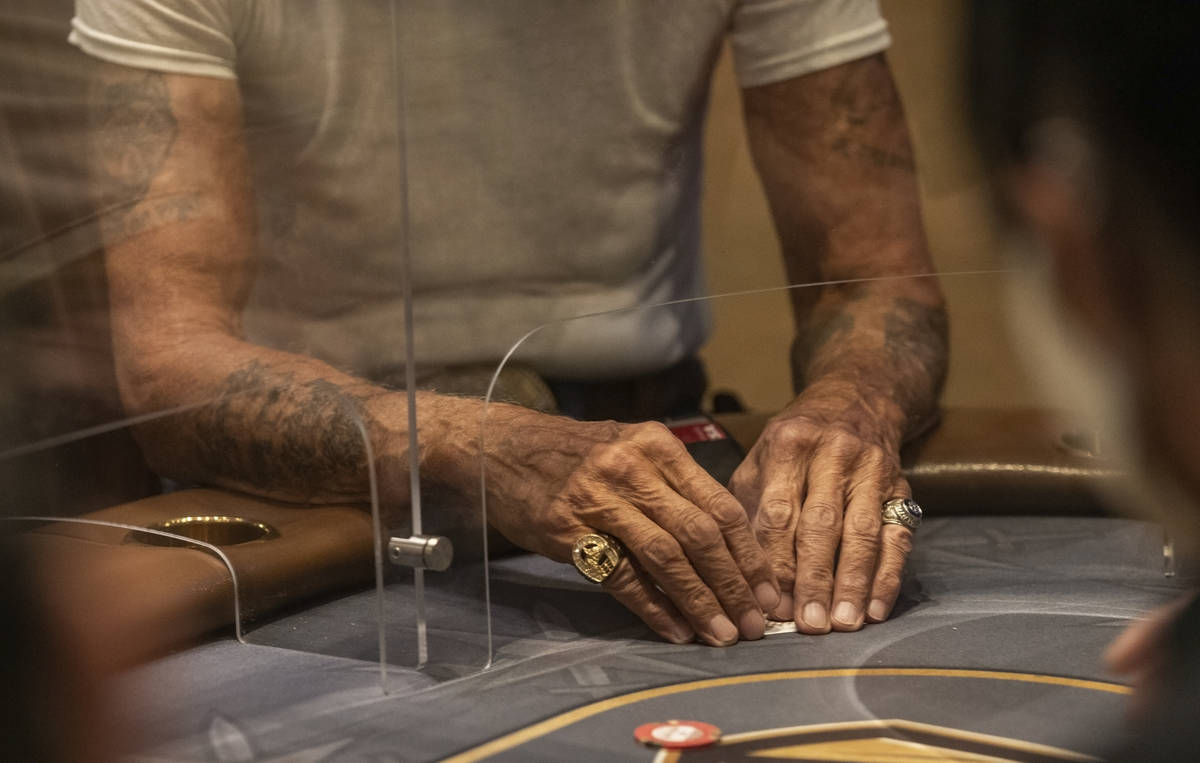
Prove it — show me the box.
[448,406,780,646]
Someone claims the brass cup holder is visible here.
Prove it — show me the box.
[127,515,280,548]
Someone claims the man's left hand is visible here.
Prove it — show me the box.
[728,382,913,633]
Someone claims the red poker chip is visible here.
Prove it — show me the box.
[634,720,721,749]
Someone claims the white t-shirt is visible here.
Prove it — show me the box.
[70,0,889,380]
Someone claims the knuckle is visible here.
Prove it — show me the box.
[581,503,624,528]
[798,560,835,589]
[629,421,676,450]
[838,572,871,596]
[874,568,903,593]
[860,449,896,481]
[588,441,636,478]
[841,527,879,551]
[801,500,842,534]
[706,564,750,598]
[680,586,715,618]
[765,420,815,452]
[846,509,881,538]
[827,429,860,452]
[774,569,796,592]
[883,528,915,555]
[640,532,685,571]
[706,493,749,529]
[757,497,795,532]
[677,512,723,551]
[769,543,797,575]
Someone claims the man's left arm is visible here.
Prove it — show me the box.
[730,53,948,633]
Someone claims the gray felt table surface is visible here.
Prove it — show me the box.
[118,517,1192,762]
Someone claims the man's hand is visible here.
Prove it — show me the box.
[434,406,780,646]
[729,382,912,633]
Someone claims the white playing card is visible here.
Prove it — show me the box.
[763,618,797,636]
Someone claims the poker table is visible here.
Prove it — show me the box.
[16,409,1194,761]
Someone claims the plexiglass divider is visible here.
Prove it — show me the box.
[369,0,495,688]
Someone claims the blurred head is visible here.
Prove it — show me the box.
[966,2,1200,538]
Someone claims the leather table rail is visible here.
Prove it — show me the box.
[14,407,1118,662]
[715,407,1123,516]
[17,489,374,660]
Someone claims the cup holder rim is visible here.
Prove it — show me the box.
[126,514,280,547]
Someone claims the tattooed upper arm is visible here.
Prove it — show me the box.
[85,63,247,250]
[824,54,916,174]
[742,53,916,186]
[81,66,381,501]
[86,66,186,241]
[741,53,927,287]
[88,68,176,207]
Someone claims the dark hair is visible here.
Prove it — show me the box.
[966,1,1200,245]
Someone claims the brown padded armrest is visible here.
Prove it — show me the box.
[715,407,1122,517]
[18,489,375,663]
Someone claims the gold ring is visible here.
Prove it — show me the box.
[571,532,623,584]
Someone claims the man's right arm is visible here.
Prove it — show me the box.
[86,63,780,646]
[89,63,413,503]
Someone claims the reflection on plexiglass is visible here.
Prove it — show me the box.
[2,1,1128,757]
[2,0,975,697]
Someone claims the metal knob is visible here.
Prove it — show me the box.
[388,534,453,572]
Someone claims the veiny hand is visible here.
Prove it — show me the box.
[728,382,913,634]
[480,409,780,646]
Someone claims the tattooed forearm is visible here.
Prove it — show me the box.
[883,297,949,433]
[191,360,385,500]
[791,312,854,392]
[791,290,948,440]
[744,52,943,441]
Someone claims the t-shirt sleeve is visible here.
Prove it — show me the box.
[69,0,239,80]
[729,0,891,88]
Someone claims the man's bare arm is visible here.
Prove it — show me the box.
[743,53,947,443]
[88,63,418,502]
[731,53,947,633]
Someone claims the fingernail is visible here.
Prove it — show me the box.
[868,599,889,622]
[708,615,739,645]
[754,582,780,611]
[832,601,860,628]
[801,602,828,631]
[739,608,766,640]
[772,592,795,620]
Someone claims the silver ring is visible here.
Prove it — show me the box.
[882,498,923,531]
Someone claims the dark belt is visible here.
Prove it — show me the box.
[373,355,708,423]
[545,355,707,422]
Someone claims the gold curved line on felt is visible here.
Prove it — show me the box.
[656,717,1099,762]
[443,668,1129,763]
